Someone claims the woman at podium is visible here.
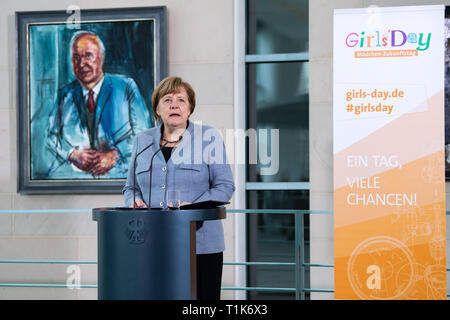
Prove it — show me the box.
[123,76,235,300]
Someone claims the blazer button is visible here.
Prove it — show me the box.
[161,184,166,189]
[159,202,164,207]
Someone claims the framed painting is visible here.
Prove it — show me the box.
[16,7,166,193]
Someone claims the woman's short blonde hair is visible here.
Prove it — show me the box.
[151,76,196,123]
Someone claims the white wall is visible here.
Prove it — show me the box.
[309,0,450,300]
[0,0,236,299]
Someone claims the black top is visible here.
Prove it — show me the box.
[161,146,174,162]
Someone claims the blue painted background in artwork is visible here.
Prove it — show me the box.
[29,21,155,180]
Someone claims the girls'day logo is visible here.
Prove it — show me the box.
[345,29,432,58]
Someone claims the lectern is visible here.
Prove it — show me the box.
[92,207,225,300]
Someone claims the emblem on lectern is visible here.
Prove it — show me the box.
[126,217,146,244]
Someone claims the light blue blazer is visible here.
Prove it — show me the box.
[46,73,151,179]
[123,121,235,254]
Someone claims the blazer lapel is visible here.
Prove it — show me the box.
[153,124,165,163]
[137,126,163,171]
[171,120,195,165]
[72,82,87,130]
[95,74,112,131]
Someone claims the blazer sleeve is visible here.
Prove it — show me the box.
[127,78,153,131]
[122,135,144,207]
[45,89,78,168]
[193,130,235,203]
[114,78,152,161]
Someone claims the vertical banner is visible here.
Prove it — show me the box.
[334,5,446,299]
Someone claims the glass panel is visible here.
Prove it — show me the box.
[247,190,309,300]
[247,62,309,182]
[247,0,308,54]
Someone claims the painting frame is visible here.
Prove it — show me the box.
[16,6,166,194]
[446,6,450,181]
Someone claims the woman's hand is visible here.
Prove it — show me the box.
[132,199,147,208]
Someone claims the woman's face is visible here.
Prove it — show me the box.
[157,87,191,129]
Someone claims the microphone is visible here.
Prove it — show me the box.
[132,142,154,209]
[148,135,183,209]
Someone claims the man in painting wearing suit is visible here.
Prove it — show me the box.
[46,30,151,179]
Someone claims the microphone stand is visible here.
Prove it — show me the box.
[132,142,154,209]
[148,135,183,209]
